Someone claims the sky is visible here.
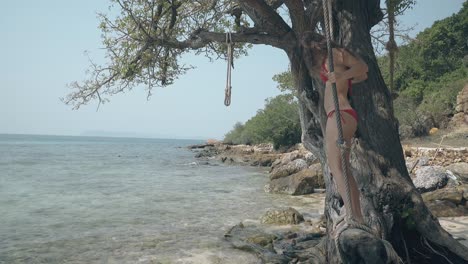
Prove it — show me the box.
[1,0,465,140]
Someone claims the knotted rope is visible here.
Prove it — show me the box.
[225,32,233,106]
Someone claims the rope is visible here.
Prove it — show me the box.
[225,32,233,106]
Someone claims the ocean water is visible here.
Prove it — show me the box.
[0,134,323,264]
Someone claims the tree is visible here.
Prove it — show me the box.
[66,1,468,263]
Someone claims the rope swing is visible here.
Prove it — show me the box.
[224,32,233,106]
[321,0,375,262]
[321,0,354,222]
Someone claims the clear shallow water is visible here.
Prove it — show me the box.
[0,134,323,264]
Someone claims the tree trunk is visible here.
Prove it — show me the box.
[289,0,468,263]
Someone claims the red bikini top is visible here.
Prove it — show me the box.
[320,57,352,96]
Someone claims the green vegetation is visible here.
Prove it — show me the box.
[380,2,467,135]
[224,94,301,150]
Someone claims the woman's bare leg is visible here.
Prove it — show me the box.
[326,111,364,223]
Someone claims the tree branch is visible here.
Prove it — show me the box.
[143,27,293,50]
[237,0,292,35]
[283,0,308,33]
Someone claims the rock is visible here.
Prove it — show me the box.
[305,152,317,164]
[253,143,274,154]
[418,156,430,166]
[422,187,464,205]
[249,154,277,167]
[412,166,448,192]
[224,222,325,263]
[270,159,308,180]
[429,127,439,135]
[446,162,468,183]
[457,184,468,201]
[246,233,277,248]
[274,150,301,167]
[260,207,304,225]
[449,84,468,128]
[308,163,325,186]
[194,147,218,158]
[426,200,468,217]
[266,166,324,195]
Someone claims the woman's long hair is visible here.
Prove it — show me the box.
[302,31,332,78]
[301,31,347,78]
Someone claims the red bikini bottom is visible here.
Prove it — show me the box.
[327,109,358,124]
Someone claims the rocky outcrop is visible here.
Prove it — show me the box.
[260,207,305,225]
[191,143,325,195]
[450,84,468,128]
[224,222,325,263]
[420,184,468,217]
[401,145,468,217]
[270,159,309,180]
[403,146,468,167]
[446,162,468,184]
[412,166,448,192]
[265,164,324,195]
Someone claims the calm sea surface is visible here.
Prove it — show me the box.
[0,134,322,264]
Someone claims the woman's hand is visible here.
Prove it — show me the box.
[326,71,343,84]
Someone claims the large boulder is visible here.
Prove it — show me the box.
[260,207,304,225]
[422,187,464,205]
[426,200,468,217]
[412,166,448,192]
[265,169,317,195]
[270,159,308,180]
[446,162,468,184]
[265,165,324,195]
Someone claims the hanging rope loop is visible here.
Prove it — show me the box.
[224,32,233,106]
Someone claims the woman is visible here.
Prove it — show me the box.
[302,32,368,224]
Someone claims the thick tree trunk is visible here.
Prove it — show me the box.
[289,0,468,263]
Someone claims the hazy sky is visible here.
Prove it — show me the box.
[1,0,465,140]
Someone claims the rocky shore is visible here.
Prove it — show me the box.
[188,142,468,262]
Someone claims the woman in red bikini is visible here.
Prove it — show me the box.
[302,32,368,223]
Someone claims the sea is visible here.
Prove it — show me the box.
[0,134,323,264]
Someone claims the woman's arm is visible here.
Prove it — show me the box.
[327,48,368,83]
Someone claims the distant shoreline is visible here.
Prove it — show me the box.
[0,133,207,142]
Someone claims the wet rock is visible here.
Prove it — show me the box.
[246,233,277,249]
[224,223,290,263]
[412,166,448,192]
[260,207,305,225]
[224,222,325,263]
